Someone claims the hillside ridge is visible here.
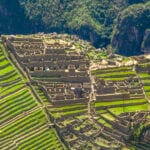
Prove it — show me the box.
[1,33,150,149]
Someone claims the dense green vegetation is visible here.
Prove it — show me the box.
[1,34,150,149]
[0,0,149,55]
[112,1,150,56]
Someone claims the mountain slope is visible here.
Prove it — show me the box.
[112,1,150,56]
[0,43,65,150]
[0,0,149,54]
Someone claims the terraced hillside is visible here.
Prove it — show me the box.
[135,56,150,101]
[92,66,148,116]
[90,58,150,149]
[0,44,65,150]
[1,34,150,150]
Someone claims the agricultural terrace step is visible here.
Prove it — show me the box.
[1,125,48,150]
[95,101,147,110]
[0,78,22,87]
[0,107,40,129]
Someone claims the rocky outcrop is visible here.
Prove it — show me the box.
[112,2,150,56]
[142,29,150,54]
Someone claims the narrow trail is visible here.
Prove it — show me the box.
[88,64,97,120]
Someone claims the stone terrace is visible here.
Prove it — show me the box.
[1,34,150,149]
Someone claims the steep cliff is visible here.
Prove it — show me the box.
[0,0,149,54]
[112,2,150,56]
[142,29,150,53]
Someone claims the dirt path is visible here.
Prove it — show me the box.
[88,64,97,119]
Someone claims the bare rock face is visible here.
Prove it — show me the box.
[112,25,144,56]
[142,29,150,54]
[111,2,150,56]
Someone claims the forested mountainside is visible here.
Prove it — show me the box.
[1,34,150,149]
[0,0,150,55]
[112,2,150,56]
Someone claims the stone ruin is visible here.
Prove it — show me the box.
[1,34,150,149]
[2,34,91,105]
[94,75,145,103]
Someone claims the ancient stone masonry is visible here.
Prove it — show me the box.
[93,76,145,102]
[3,34,91,105]
[1,34,150,149]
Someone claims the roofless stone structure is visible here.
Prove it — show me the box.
[2,34,91,105]
[1,34,150,149]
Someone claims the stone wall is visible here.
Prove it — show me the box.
[4,35,91,105]
[96,93,130,101]
[52,98,88,105]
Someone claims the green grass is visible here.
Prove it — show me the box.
[1,37,150,149]
[146,92,150,97]
[139,73,150,78]
[97,118,112,128]
[0,98,37,121]
[34,86,50,105]
[0,49,38,124]
[0,110,63,150]
[137,66,150,99]
[33,76,61,82]
[92,66,132,74]
[109,103,149,115]
[142,79,150,84]
[0,44,64,150]
[0,110,46,140]
[1,83,25,97]
[51,104,87,112]
[0,59,9,66]
[143,86,150,91]
[17,129,64,150]
[96,71,136,78]
[50,103,87,119]
[94,99,147,108]
[92,67,136,81]
[92,63,150,118]
[0,65,14,75]
[51,107,87,119]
